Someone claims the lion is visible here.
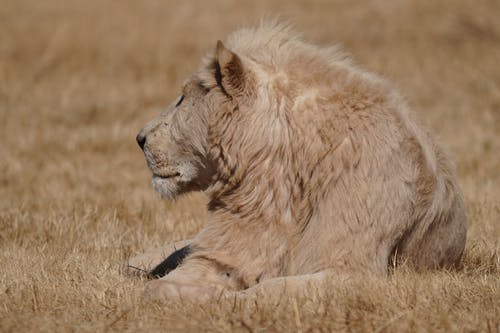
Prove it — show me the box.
[127,24,467,302]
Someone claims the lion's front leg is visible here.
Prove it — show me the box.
[229,269,359,302]
[124,239,192,277]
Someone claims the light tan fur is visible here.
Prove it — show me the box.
[129,23,467,301]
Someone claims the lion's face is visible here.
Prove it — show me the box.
[136,78,216,198]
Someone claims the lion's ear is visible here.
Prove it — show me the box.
[215,41,249,97]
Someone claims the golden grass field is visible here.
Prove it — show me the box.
[1,0,499,331]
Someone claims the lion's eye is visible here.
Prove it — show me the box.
[175,95,185,107]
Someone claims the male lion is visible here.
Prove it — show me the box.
[127,24,467,302]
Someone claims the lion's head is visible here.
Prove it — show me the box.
[136,38,258,199]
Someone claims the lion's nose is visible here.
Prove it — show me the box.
[136,132,146,150]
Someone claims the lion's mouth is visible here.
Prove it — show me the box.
[153,172,181,179]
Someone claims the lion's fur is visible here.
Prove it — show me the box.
[134,23,467,299]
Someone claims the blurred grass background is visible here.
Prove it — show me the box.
[0,0,498,331]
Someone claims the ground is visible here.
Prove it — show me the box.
[0,0,499,332]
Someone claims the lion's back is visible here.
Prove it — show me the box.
[291,80,467,274]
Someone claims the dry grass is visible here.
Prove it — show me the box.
[0,0,499,332]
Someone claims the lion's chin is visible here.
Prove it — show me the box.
[151,175,181,199]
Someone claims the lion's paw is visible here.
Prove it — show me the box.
[142,279,222,303]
